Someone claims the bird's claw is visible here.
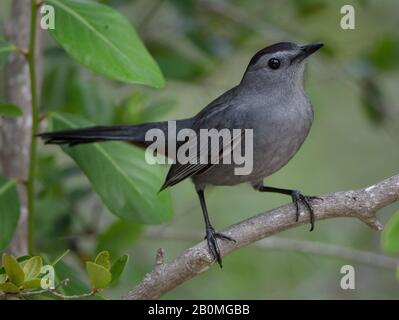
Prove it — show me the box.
[205,226,235,268]
[291,191,322,231]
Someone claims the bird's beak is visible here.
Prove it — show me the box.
[291,43,324,63]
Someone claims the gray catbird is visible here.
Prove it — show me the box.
[39,42,323,267]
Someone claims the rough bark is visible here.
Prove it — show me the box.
[0,0,42,255]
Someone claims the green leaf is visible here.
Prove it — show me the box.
[110,254,128,286]
[115,93,177,125]
[0,256,31,275]
[0,39,15,67]
[0,274,7,284]
[94,251,111,270]
[97,220,142,257]
[2,253,25,286]
[46,0,164,88]
[382,210,399,254]
[50,113,173,224]
[0,282,20,293]
[86,262,111,289]
[23,278,42,289]
[54,261,91,295]
[0,176,20,250]
[0,104,22,118]
[53,262,106,299]
[22,256,43,281]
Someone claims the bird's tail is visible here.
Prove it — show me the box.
[38,119,193,151]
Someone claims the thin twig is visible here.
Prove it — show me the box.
[1,278,99,300]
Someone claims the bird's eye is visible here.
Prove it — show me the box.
[268,58,280,70]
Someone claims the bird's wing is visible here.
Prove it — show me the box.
[159,129,243,191]
[159,86,244,190]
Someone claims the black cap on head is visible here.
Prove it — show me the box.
[248,42,297,67]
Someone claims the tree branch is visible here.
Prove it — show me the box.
[0,0,43,256]
[123,174,399,300]
[144,232,399,270]
[1,0,32,256]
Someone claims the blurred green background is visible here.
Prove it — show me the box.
[1,0,399,299]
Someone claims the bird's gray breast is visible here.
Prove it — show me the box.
[249,92,313,180]
[193,89,313,186]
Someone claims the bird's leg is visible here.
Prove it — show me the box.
[254,185,322,231]
[197,189,235,268]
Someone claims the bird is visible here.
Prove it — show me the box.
[38,42,324,268]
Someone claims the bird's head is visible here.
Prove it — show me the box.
[241,42,323,89]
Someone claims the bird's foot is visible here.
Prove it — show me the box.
[205,226,236,268]
[291,190,322,231]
